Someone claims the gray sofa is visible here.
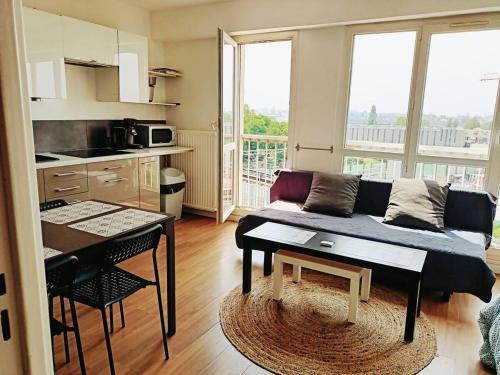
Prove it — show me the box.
[235,170,498,302]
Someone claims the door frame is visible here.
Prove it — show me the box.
[0,1,53,373]
[217,28,240,223]
[232,31,298,215]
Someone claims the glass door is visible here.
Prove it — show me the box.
[218,29,239,223]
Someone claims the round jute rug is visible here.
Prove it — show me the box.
[220,271,437,375]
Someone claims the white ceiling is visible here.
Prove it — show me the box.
[124,0,233,11]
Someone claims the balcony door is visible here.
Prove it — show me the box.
[218,29,239,223]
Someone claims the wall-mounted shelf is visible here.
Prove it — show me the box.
[148,70,182,78]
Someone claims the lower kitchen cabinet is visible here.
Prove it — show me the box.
[36,169,45,203]
[88,159,139,207]
[139,156,160,211]
[37,156,161,209]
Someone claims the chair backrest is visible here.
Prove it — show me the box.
[40,199,68,212]
[102,224,163,267]
[45,255,79,296]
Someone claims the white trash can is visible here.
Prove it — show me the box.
[160,168,185,220]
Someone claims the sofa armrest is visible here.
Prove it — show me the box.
[270,169,313,203]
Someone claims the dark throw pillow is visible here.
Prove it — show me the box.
[383,178,450,232]
[302,172,361,217]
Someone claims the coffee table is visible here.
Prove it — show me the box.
[241,222,427,342]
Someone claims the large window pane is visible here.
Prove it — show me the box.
[415,162,485,190]
[343,157,401,180]
[346,32,416,153]
[418,30,500,159]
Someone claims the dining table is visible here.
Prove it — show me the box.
[41,200,177,336]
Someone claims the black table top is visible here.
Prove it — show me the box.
[42,200,174,262]
[243,222,427,273]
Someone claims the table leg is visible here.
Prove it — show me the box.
[264,251,273,276]
[404,275,420,342]
[417,284,423,317]
[164,221,176,336]
[243,244,252,294]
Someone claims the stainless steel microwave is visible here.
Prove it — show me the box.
[136,124,176,147]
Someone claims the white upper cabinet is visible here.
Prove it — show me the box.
[62,16,118,66]
[118,31,149,103]
[23,7,67,99]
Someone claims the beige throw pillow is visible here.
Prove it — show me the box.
[302,172,361,217]
[383,178,450,232]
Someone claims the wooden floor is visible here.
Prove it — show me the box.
[53,215,498,375]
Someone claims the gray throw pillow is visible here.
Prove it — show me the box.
[383,178,450,232]
[302,172,361,217]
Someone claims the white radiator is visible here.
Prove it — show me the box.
[170,130,218,212]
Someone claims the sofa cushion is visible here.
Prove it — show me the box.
[303,172,361,217]
[269,169,497,237]
[383,179,450,232]
[354,179,393,216]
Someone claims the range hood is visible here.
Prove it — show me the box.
[64,57,116,68]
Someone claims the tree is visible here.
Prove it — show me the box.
[243,104,288,136]
[394,116,407,126]
[367,105,377,125]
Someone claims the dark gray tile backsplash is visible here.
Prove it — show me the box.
[33,120,117,153]
[33,120,87,152]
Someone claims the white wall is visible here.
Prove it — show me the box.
[22,0,168,120]
[163,38,218,130]
[152,0,500,41]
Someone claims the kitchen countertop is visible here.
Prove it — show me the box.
[35,146,194,169]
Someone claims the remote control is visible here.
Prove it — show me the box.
[320,240,334,247]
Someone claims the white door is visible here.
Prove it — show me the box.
[118,30,149,103]
[218,29,239,223]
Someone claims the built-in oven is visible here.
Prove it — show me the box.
[136,124,176,147]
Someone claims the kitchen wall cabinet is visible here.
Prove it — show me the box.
[96,30,149,104]
[62,16,118,67]
[23,7,67,99]
[118,31,149,103]
[139,156,160,211]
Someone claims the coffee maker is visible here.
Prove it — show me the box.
[111,118,144,149]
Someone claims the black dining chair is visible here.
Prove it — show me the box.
[70,224,168,375]
[40,199,68,212]
[41,198,73,365]
[45,255,86,374]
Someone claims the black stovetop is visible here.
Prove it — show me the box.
[54,148,132,158]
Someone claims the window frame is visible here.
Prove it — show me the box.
[338,18,500,196]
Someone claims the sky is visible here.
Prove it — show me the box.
[243,41,292,112]
[348,29,500,117]
[238,29,500,117]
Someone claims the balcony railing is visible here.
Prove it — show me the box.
[240,134,288,209]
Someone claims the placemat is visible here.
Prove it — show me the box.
[68,209,167,237]
[41,201,120,224]
[44,247,62,259]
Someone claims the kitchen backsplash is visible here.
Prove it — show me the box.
[33,120,120,153]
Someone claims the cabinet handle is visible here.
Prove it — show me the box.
[105,177,127,183]
[54,185,80,192]
[104,166,123,170]
[54,172,78,177]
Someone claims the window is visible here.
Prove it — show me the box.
[342,23,500,200]
[345,32,417,153]
[239,39,292,209]
[418,30,500,160]
[415,163,485,190]
[343,157,401,180]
